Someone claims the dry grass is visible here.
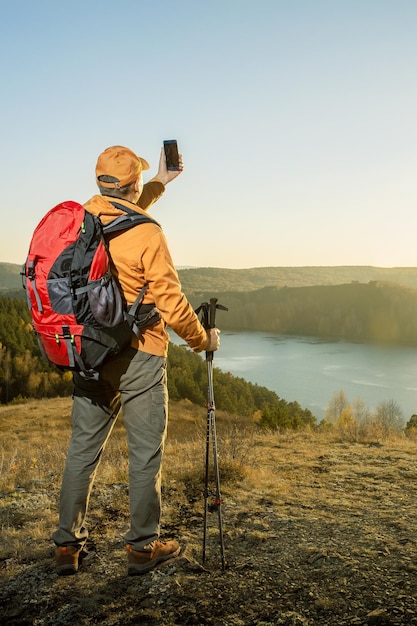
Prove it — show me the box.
[2,398,417,625]
[0,397,258,560]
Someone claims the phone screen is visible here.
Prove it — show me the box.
[163,140,180,171]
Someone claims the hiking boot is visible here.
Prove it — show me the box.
[55,544,83,576]
[127,539,181,575]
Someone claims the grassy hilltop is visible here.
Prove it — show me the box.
[1,398,417,625]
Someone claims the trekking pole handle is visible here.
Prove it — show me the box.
[210,298,228,328]
[209,298,218,329]
[195,298,228,362]
[196,298,228,332]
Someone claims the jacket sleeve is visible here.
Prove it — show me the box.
[141,229,208,353]
[137,181,165,211]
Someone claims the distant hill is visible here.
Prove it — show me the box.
[3,262,417,293]
[0,263,22,291]
[178,266,417,293]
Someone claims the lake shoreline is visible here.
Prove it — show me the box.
[169,330,417,421]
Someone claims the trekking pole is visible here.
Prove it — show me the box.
[196,298,228,570]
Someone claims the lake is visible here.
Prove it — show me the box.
[168,330,417,421]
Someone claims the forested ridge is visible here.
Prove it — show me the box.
[188,281,417,345]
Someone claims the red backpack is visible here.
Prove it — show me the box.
[22,200,160,378]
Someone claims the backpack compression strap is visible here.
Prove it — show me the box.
[125,284,162,338]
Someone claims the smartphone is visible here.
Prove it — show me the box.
[163,140,180,171]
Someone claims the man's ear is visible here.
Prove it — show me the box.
[134,175,143,191]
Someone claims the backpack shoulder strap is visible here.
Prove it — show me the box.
[102,201,160,236]
[108,201,141,216]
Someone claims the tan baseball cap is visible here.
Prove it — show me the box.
[96,145,150,188]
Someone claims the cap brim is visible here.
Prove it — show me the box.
[139,157,150,171]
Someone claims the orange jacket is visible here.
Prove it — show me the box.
[84,182,208,357]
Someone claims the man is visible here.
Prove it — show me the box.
[52,145,220,576]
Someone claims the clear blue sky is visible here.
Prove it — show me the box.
[1,0,416,269]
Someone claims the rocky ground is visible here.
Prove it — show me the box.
[2,400,417,625]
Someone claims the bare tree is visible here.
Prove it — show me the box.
[351,397,371,425]
[372,399,405,438]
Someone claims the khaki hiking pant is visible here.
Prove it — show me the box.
[52,347,168,551]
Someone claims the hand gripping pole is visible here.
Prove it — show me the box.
[196,298,228,570]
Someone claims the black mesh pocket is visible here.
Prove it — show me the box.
[87,276,125,327]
